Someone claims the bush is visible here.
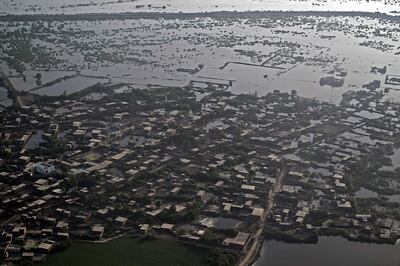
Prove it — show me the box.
[202,249,238,266]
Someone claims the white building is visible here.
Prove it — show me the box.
[34,163,55,175]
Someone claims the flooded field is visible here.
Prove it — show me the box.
[1,14,400,102]
[254,237,400,266]
[2,1,400,266]
[1,0,400,15]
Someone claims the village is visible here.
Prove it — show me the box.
[1,69,400,264]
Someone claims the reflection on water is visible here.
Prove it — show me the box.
[1,0,399,15]
[254,237,400,266]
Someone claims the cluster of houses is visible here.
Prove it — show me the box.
[1,81,400,263]
[266,87,400,243]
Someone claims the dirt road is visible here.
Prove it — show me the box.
[239,161,286,266]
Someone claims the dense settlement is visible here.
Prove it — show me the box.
[1,70,400,264]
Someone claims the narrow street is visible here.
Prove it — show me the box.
[239,160,287,266]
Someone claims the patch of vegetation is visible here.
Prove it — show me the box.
[202,249,239,266]
[43,237,209,266]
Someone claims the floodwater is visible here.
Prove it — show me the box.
[8,70,76,92]
[32,76,109,96]
[213,217,241,229]
[2,15,400,103]
[1,0,399,15]
[254,237,400,266]
[355,187,400,203]
[0,86,12,108]
[24,130,46,149]
[355,187,380,198]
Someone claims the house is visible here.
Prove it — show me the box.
[139,224,150,234]
[197,190,206,201]
[56,221,69,232]
[56,232,70,240]
[49,124,59,135]
[34,179,49,187]
[160,223,174,232]
[286,171,304,185]
[166,128,176,136]
[19,156,31,164]
[335,180,346,192]
[337,200,352,209]
[91,225,104,239]
[115,216,128,227]
[4,244,21,257]
[241,184,256,192]
[251,208,265,220]
[12,225,27,239]
[37,242,54,254]
[171,187,181,194]
[22,252,34,259]
[223,232,250,250]
[223,203,243,215]
[18,132,32,144]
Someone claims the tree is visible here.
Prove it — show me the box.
[202,250,238,266]
[61,174,78,191]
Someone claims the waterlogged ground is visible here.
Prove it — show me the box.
[1,0,400,15]
[1,14,400,101]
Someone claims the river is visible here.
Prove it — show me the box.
[254,237,400,266]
